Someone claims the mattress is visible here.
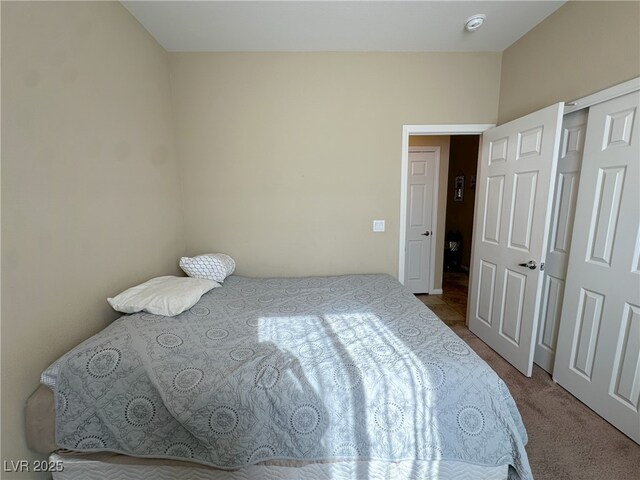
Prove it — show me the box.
[50,451,509,480]
[39,274,532,478]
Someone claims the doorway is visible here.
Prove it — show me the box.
[399,124,492,317]
[410,135,480,324]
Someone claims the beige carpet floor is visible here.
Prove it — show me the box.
[451,324,640,480]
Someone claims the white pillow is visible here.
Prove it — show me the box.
[179,253,236,283]
[107,276,219,317]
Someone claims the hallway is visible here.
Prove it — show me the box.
[416,272,469,326]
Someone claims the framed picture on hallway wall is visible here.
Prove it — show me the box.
[454,175,464,201]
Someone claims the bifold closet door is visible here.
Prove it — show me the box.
[534,110,588,373]
[553,91,640,443]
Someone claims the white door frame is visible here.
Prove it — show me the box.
[399,124,494,291]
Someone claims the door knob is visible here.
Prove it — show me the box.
[518,260,537,270]
[421,231,431,236]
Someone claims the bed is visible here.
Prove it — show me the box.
[31,274,532,479]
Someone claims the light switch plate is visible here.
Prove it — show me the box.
[373,220,385,232]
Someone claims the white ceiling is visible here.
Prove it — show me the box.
[122,1,565,53]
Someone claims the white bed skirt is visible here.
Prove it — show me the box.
[50,451,509,480]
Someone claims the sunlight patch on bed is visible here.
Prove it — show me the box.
[257,311,442,451]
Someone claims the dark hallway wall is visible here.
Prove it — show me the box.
[444,135,480,270]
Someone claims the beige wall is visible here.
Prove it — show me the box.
[408,135,450,290]
[1,2,185,476]
[498,1,640,123]
[169,52,501,280]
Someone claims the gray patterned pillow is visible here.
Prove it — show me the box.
[179,253,236,283]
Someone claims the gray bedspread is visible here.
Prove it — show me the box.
[52,274,532,478]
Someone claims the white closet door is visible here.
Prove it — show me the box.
[534,110,588,373]
[469,103,564,377]
[404,149,437,294]
[553,91,640,443]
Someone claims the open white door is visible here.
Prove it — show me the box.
[552,91,640,443]
[468,103,564,377]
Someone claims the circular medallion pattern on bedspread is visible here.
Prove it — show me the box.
[125,396,156,426]
[333,364,363,390]
[189,305,210,316]
[230,348,255,362]
[156,333,183,349]
[290,404,320,435]
[254,365,280,390]
[246,317,265,327]
[173,368,204,392]
[421,442,443,459]
[443,341,471,356]
[209,406,239,434]
[384,300,403,310]
[165,442,194,458]
[399,325,421,337]
[247,445,276,463]
[206,328,229,340]
[333,442,361,457]
[369,343,396,357]
[374,402,405,432]
[56,392,68,416]
[421,362,446,390]
[336,328,356,341]
[86,348,121,378]
[457,406,485,436]
[279,305,298,314]
[76,436,106,449]
[298,343,324,359]
[331,303,350,313]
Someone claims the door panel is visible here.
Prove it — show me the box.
[551,172,580,253]
[553,91,640,443]
[587,166,625,265]
[404,149,437,294]
[499,269,526,345]
[482,176,504,244]
[469,102,564,376]
[508,171,537,251]
[539,275,564,352]
[571,288,604,380]
[612,304,639,408]
[409,184,426,226]
[535,110,587,372]
[476,261,497,326]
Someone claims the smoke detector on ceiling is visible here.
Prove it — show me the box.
[465,14,486,32]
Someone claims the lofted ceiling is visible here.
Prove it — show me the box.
[122,1,566,53]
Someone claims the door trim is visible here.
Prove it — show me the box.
[399,124,494,291]
[564,77,640,114]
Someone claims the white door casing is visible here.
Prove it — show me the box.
[534,110,588,373]
[553,91,640,443]
[468,103,564,377]
[404,148,438,294]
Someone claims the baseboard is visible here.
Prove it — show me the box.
[430,288,443,294]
